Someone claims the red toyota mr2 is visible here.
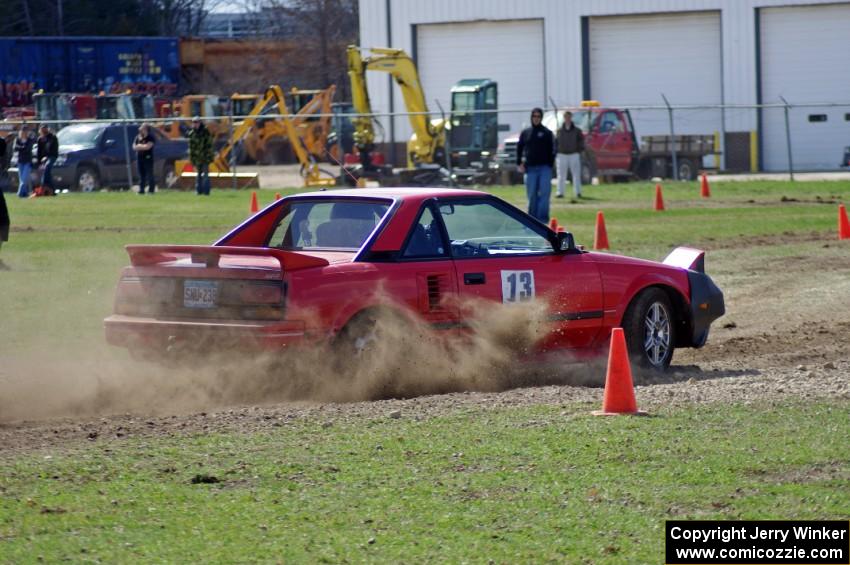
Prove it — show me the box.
[105,188,724,371]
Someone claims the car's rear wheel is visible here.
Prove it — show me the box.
[76,166,100,192]
[622,287,675,371]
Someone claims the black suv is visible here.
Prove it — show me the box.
[51,123,189,191]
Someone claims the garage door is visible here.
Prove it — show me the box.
[414,19,544,144]
[589,12,722,145]
[761,4,850,171]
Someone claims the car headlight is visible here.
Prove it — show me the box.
[54,155,67,166]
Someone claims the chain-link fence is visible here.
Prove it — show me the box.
[2,100,849,192]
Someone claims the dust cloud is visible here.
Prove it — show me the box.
[0,299,605,423]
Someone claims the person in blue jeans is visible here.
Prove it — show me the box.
[516,108,556,223]
[14,127,35,198]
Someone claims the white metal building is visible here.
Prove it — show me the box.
[358,0,850,171]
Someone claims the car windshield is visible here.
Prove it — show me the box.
[268,199,391,250]
[439,201,552,256]
[543,110,592,133]
[57,125,103,147]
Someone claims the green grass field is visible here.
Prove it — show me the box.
[1,402,847,563]
[1,179,848,563]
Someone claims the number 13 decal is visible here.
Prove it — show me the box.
[501,270,535,303]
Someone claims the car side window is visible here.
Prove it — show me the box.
[269,200,389,250]
[402,205,447,258]
[438,200,552,258]
[102,129,123,149]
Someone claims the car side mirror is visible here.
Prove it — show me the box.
[554,231,576,253]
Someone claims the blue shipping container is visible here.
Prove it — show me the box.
[0,37,180,107]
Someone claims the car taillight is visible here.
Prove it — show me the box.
[114,275,172,317]
[238,281,282,304]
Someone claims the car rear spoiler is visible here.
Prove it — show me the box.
[663,247,705,273]
[125,245,330,271]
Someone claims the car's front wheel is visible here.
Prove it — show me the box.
[75,166,100,192]
[161,161,178,188]
[622,287,675,371]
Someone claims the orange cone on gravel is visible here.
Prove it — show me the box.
[593,211,609,250]
[839,204,850,240]
[654,184,665,211]
[249,191,259,213]
[549,217,558,231]
[593,328,646,416]
[275,193,282,201]
[700,174,711,198]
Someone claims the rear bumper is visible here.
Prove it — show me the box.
[104,315,309,352]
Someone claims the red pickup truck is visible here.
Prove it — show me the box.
[498,102,715,183]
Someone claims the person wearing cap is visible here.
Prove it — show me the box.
[188,116,214,195]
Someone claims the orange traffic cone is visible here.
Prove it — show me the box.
[700,174,711,198]
[549,217,559,231]
[593,328,646,416]
[249,191,259,213]
[274,193,282,201]
[839,204,850,240]
[654,184,665,211]
[593,211,609,250]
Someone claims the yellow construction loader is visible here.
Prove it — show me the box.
[175,85,336,188]
[241,86,337,165]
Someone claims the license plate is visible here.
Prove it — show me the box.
[183,280,218,309]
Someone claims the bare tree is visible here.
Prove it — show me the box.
[240,0,358,93]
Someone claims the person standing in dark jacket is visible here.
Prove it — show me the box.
[132,123,156,194]
[516,108,556,223]
[555,111,585,199]
[188,117,214,195]
[14,127,35,198]
[36,125,59,195]
[0,135,9,269]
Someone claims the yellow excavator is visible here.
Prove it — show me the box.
[346,45,500,185]
[348,45,447,171]
[176,85,336,188]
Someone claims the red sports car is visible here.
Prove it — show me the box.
[105,188,724,371]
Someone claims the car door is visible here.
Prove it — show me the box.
[391,202,459,333]
[100,125,137,186]
[436,198,603,350]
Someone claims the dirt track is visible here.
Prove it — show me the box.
[1,235,848,453]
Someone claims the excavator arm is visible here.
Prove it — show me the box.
[347,45,445,167]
